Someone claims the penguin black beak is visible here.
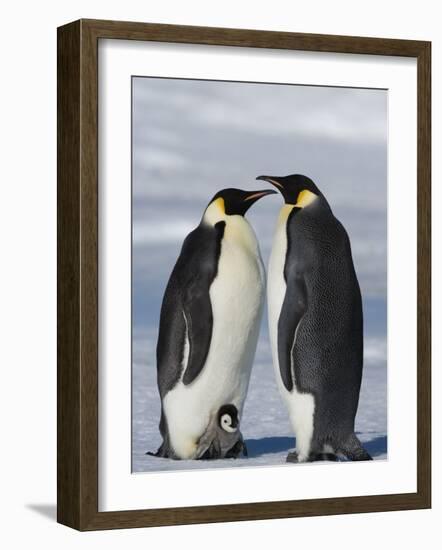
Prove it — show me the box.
[242,189,277,211]
[256,175,285,191]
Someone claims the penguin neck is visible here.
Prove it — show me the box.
[278,190,319,222]
[203,200,257,254]
[278,203,297,225]
[223,215,257,254]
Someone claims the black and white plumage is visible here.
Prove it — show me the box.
[218,404,239,433]
[257,174,372,463]
[150,188,276,460]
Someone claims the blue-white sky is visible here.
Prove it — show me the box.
[131,77,388,470]
[132,77,387,348]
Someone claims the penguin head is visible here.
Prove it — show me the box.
[218,404,239,433]
[256,174,322,208]
[204,187,276,224]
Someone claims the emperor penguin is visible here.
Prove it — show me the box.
[149,187,276,460]
[257,174,372,463]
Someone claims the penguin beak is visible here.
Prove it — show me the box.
[243,189,276,206]
[256,175,285,191]
[241,189,276,213]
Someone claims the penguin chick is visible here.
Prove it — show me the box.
[195,404,247,460]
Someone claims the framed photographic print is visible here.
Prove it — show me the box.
[57,19,431,530]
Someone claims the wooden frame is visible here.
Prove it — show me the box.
[57,18,431,531]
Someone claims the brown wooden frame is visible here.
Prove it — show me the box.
[57,18,431,531]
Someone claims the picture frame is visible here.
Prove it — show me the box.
[57,18,431,530]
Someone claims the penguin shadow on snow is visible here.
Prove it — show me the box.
[245,436,294,457]
[357,434,387,458]
[245,434,387,459]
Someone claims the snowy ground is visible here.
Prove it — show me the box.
[132,324,387,473]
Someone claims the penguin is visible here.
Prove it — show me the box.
[195,404,247,460]
[257,174,372,463]
[149,187,276,460]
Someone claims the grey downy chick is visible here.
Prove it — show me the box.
[195,404,248,459]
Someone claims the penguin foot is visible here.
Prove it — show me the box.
[286,451,299,463]
[146,450,159,457]
[286,450,339,463]
[309,452,338,462]
[146,446,165,458]
[340,449,373,461]
[338,434,373,461]
[225,438,247,459]
[146,440,177,459]
[198,439,222,460]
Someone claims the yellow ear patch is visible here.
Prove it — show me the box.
[204,197,226,225]
[296,189,317,208]
[213,197,225,213]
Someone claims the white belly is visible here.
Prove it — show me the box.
[164,217,265,459]
[268,207,315,461]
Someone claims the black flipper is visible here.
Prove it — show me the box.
[182,221,225,385]
[277,274,307,391]
[277,207,307,392]
[156,221,225,397]
[182,281,214,385]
